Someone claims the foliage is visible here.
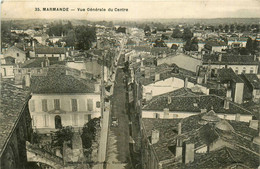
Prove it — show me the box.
[161,34,168,40]
[81,118,100,149]
[153,39,167,47]
[183,28,193,41]
[32,132,42,144]
[184,37,198,51]
[116,27,126,34]
[52,126,74,148]
[171,44,178,50]
[171,28,183,38]
[144,25,151,33]
[74,26,96,50]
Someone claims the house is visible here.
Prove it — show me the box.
[141,111,259,169]
[227,37,248,48]
[33,33,49,45]
[3,46,27,64]
[34,46,67,60]
[202,54,259,75]
[164,38,185,49]
[142,88,253,122]
[29,67,101,133]
[239,74,260,102]
[204,41,227,53]
[0,81,32,169]
[0,64,15,79]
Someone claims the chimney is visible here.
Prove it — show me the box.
[141,60,144,67]
[163,108,169,119]
[41,62,44,68]
[185,143,194,164]
[197,76,203,84]
[249,120,259,130]
[175,137,183,162]
[218,54,222,62]
[224,97,230,110]
[178,122,182,135]
[146,92,152,101]
[254,55,256,61]
[184,77,188,88]
[204,74,207,84]
[155,73,160,81]
[200,109,207,114]
[151,129,159,144]
[94,83,100,93]
[25,74,30,87]
[145,67,150,79]
[235,114,241,121]
[168,96,172,104]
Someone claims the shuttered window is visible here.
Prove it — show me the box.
[87,99,93,111]
[42,99,48,112]
[30,100,35,112]
[43,115,49,127]
[54,99,60,110]
[72,99,78,112]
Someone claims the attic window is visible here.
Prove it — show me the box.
[193,103,198,107]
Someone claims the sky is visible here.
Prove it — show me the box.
[1,0,260,20]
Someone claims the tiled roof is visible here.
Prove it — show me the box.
[142,112,259,168]
[21,57,65,68]
[218,68,244,83]
[205,40,227,47]
[203,54,258,65]
[35,47,66,54]
[0,82,30,155]
[31,67,96,94]
[143,94,252,115]
[240,74,260,89]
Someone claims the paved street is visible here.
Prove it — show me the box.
[106,56,132,169]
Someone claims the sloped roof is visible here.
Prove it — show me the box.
[203,54,258,65]
[143,94,252,115]
[31,67,95,94]
[21,57,64,68]
[0,82,30,156]
[35,47,66,54]
[218,68,244,83]
[241,74,260,89]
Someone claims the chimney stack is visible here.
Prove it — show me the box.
[175,137,183,162]
[155,73,160,81]
[224,97,230,110]
[145,67,151,79]
[184,77,188,88]
[151,129,159,144]
[204,74,207,84]
[249,120,259,130]
[168,95,172,104]
[25,74,30,87]
[41,62,44,68]
[185,143,195,164]
[254,55,257,61]
[178,122,182,135]
[218,54,222,62]
[146,92,153,101]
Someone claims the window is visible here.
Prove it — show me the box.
[42,99,48,112]
[18,69,22,73]
[71,99,78,112]
[17,53,19,57]
[96,101,100,108]
[84,114,91,123]
[250,67,254,74]
[72,114,78,126]
[30,100,35,112]
[54,99,60,110]
[87,99,93,111]
[43,115,49,127]
[242,67,246,73]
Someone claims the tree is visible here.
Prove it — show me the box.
[81,118,100,149]
[246,37,253,53]
[161,34,168,40]
[153,39,167,47]
[184,37,198,51]
[52,126,74,148]
[144,25,151,33]
[75,26,96,50]
[183,28,193,41]
[171,44,178,51]
[63,30,76,47]
[171,28,183,38]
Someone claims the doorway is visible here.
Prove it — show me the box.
[55,115,62,129]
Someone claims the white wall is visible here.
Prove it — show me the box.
[1,65,14,78]
[207,64,258,74]
[29,93,101,133]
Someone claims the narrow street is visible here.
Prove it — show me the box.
[106,55,132,169]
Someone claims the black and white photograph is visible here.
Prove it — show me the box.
[1,0,260,168]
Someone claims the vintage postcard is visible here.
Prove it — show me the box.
[1,0,260,169]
